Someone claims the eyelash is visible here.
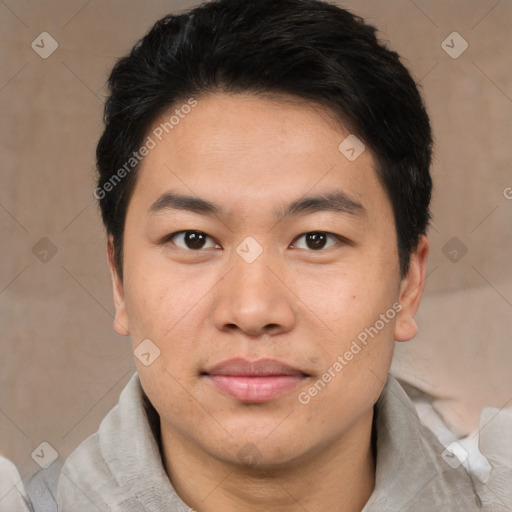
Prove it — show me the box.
[161,230,347,252]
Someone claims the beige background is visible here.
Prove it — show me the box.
[1,0,511,480]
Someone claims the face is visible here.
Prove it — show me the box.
[108,92,428,469]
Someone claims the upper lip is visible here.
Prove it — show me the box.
[203,358,308,377]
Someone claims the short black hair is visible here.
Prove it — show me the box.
[95,0,433,280]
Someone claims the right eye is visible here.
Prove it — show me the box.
[163,230,221,251]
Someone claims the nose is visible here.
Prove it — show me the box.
[212,253,297,338]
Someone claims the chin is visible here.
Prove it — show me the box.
[218,445,306,475]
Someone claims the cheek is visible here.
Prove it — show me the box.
[295,267,398,381]
[294,266,397,333]
[123,263,196,338]
[123,268,213,384]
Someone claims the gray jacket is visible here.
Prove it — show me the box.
[56,373,510,511]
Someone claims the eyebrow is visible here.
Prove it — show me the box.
[147,189,366,220]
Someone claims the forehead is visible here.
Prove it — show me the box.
[130,92,390,221]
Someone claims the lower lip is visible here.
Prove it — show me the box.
[206,375,306,403]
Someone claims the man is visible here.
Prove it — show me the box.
[56,0,506,510]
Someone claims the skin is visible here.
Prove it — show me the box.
[107,92,429,512]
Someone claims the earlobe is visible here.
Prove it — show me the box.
[394,235,429,342]
[107,236,130,336]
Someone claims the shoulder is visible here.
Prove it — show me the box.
[56,373,151,511]
[366,375,486,511]
[57,431,123,512]
[0,455,33,512]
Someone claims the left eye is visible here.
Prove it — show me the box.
[292,232,340,251]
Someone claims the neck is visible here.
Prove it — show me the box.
[161,408,376,512]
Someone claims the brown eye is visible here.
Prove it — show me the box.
[167,231,218,250]
[293,232,340,250]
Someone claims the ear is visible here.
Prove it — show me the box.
[107,236,130,336]
[394,235,429,342]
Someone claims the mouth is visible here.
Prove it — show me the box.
[201,358,309,403]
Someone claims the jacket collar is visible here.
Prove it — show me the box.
[100,372,481,511]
